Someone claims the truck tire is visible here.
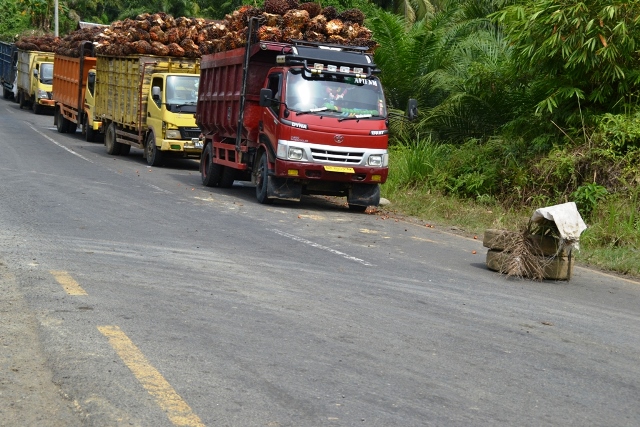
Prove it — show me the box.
[3,88,10,99]
[18,91,26,109]
[32,98,42,115]
[105,123,122,155]
[146,133,163,166]
[83,114,97,142]
[55,109,68,133]
[200,143,222,187]
[347,184,379,212]
[255,152,273,204]
[348,204,368,213]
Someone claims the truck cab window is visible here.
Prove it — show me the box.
[87,71,95,96]
[267,73,282,115]
[40,63,53,84]
[152,77,163,107]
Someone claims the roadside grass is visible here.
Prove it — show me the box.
[382,141,640,279]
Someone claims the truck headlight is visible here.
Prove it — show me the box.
[165,129,181,139]
[368,154,383,166]
[37,89,47,99]
[288,147,303,160]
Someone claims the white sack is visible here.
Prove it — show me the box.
[531,202,587,251]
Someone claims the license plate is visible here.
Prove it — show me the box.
[192,138,203,149]
[324,165,355,173]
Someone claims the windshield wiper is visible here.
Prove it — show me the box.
[338,114,383,122]
[295,107,329,116]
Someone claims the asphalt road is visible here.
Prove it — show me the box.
[1,100,639,427]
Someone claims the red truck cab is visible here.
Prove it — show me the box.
[197,21,416,210]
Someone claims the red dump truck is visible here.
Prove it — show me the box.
[196,18,416,210]
[52,41,101,141]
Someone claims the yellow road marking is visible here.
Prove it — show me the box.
[98,326,205,427]
[51,270,87,295]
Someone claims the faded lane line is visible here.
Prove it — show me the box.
[411,236,439,244]
[51,270,88,296]
[270,229,374,266]
[28,124,94,163]
[98,326,205,427]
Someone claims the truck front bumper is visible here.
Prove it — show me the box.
[37,98,55,107]
[160,138,203,154]
[274,160,388,184]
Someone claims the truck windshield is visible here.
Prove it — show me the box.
[165,75,199,113]
[286,70,386,118]
[40,63,53,84]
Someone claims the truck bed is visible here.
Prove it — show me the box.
[53,54,96,112]
[197,44,281,141]
[95,55,199,130]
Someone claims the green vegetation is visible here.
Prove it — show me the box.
[0,0,637,276]
[375,0,639,278]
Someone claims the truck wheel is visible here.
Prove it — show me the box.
[146,133,163,166]
[200,143,222,187]
[18,92,26,109]
[105,123,122,155]
[3,88,10,99]
[83,115,96,142]
[348,204,368,213]
[55,109,68,133]
[32,98,42,115]
[255,152,273,204]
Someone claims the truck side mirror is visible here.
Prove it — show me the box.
[406,98,418,121]
[33,69,39,78]
[152,86,161,102]
[259,88,273,107]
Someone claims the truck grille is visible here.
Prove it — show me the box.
[310,148,364,164]
[180,127,201,139]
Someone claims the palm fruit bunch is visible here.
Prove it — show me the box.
[252,2,378,51]
[16,34,61,52]
[92,1,377,59]
[94,13,217,58]
[55,26,106,57]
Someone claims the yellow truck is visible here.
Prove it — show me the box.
[95,55,202,165]
[17,50,55,114]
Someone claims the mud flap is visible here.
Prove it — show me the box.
[267,177,302,201]
[348,183,380,207]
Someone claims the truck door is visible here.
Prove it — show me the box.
[147,76,164,140]
[261,72,282,154]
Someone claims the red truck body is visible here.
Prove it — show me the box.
[197,26,391,209]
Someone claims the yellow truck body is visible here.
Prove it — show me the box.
[95,55,202,165]
[17,50,55,114]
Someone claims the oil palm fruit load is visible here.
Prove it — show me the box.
[15,34,61,52]
[92,2,376,58]
[55,27,106,57]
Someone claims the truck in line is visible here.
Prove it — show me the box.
[0,41,18,100]
[52,41,102,141]
[17,50,55,113]
[95,54,203,165]
[196,19,416,210]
